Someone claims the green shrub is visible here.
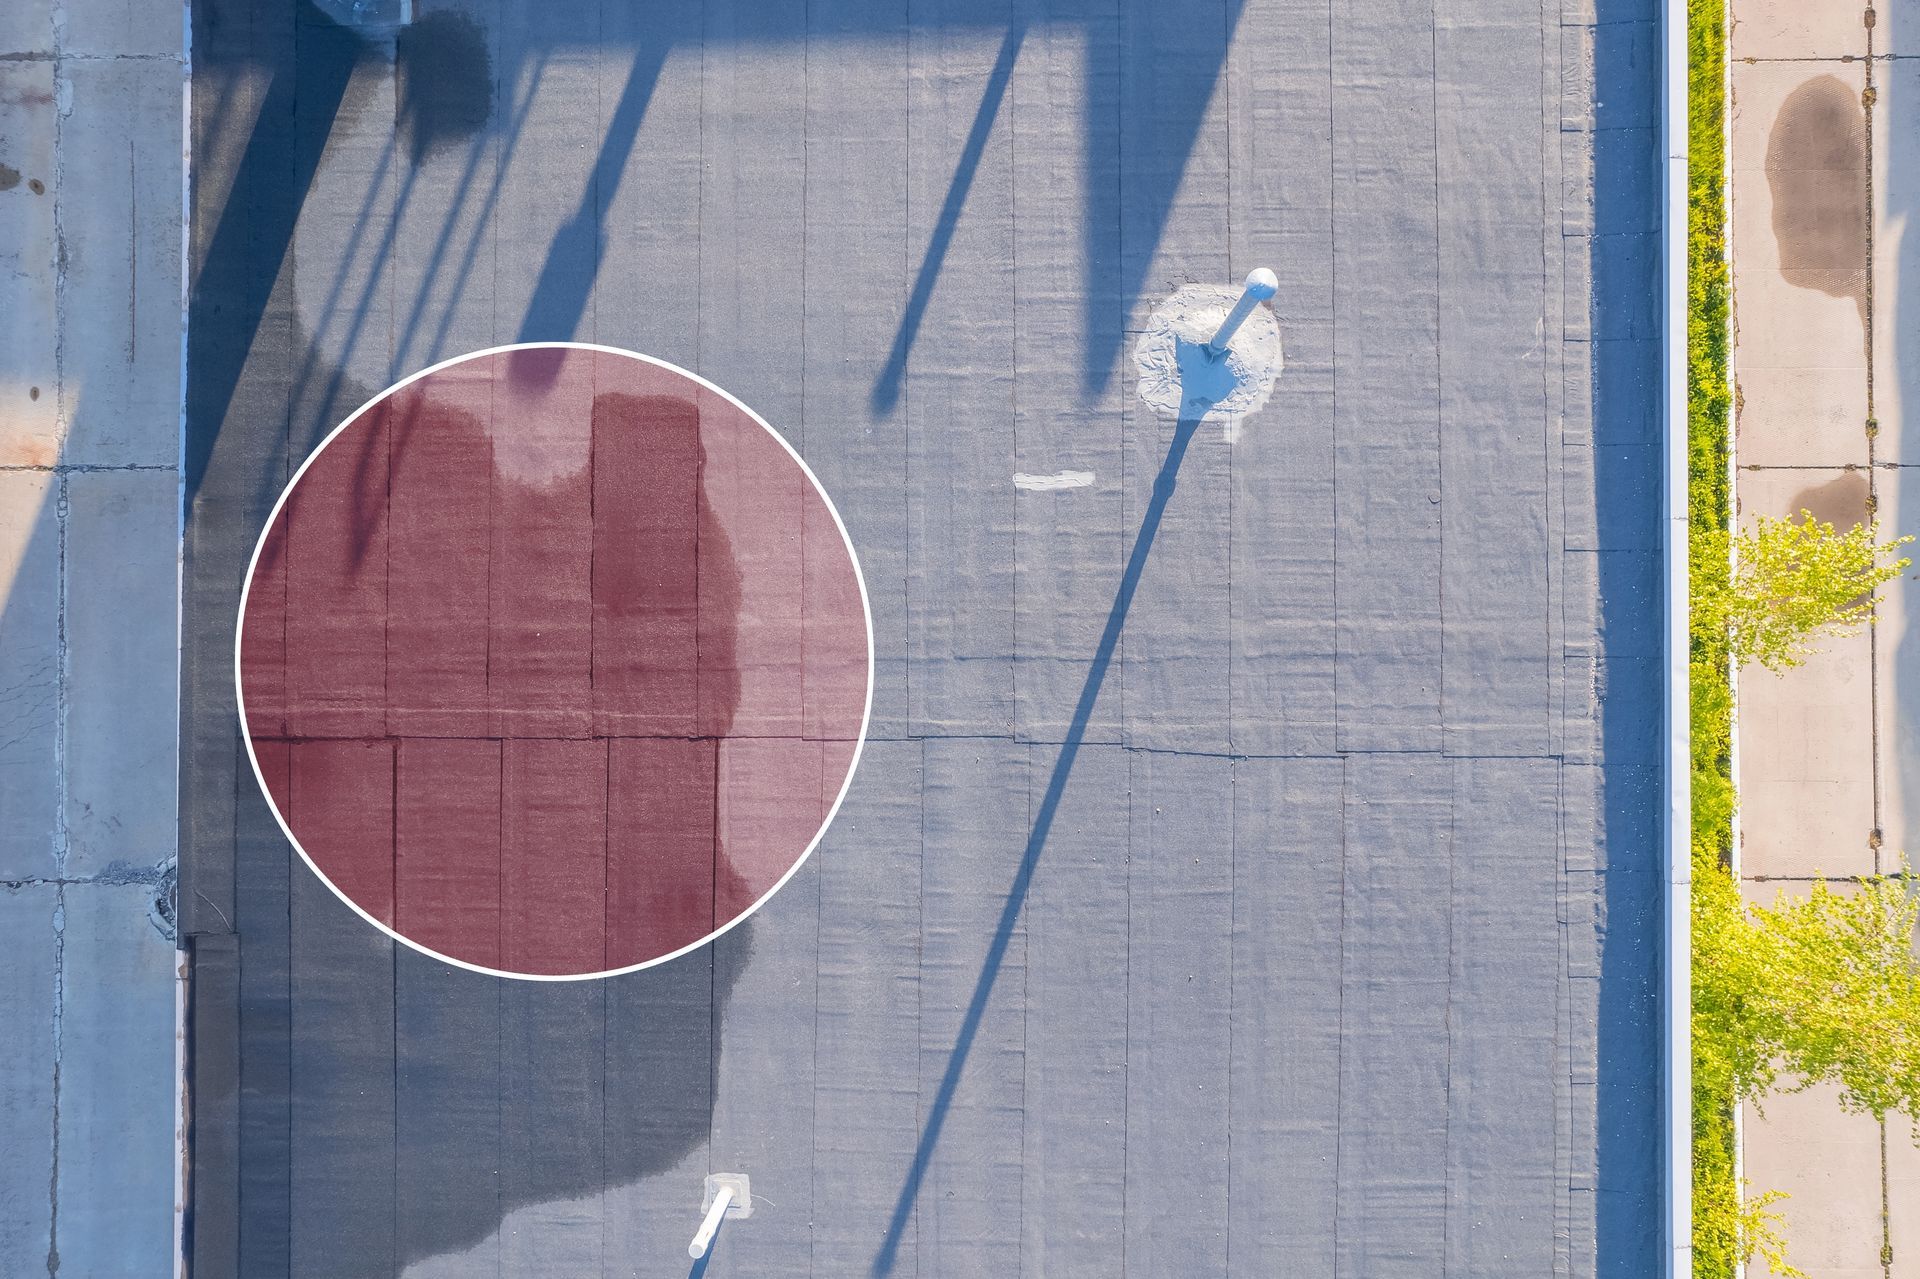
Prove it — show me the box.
[1691,855,1920,1278]
[1681,2,1743,1267]
[1694,514,1912,673]
[1698,865,1920,1118]
[1685,0,1736,1268]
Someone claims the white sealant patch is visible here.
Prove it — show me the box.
[1013,470,1095,491]
[1132,283,1284,437]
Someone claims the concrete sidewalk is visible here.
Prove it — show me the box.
[0,0,184,1272]
[1730,0,1920,1274]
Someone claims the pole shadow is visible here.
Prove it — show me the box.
[510,36,673,378]
[409,48,553,370]
[868,18,1026,416]
[870,409,1203,1277]
[1078,0,1242,397]
[184,0,367,501]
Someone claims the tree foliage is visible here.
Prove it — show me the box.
[1690,663,1734,863]
[1691,858,1920,1278]
[1685,1,1740,1270]
[1695,862,1920,1119]
[1687,0,1730,544]
[1692,512,1911,672]
[1690,1146,1801,1279]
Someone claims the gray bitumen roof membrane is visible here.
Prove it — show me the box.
[178,0,1665,1274]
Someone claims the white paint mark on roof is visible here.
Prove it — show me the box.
[1013,470,1095,492]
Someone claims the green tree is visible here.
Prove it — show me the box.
[1690,1129,1797,1279]
[1696,865,1920,1116]
[1688,502,1912,1277]
[1692,858,1920,1279]
[1693,512,1912,673]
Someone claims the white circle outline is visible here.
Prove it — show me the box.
[233,341,876,981]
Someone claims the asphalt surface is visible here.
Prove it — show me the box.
[180,0,1666,1274]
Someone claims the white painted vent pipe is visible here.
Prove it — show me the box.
[1206,267,1279,358]
[688,1184,734,1259]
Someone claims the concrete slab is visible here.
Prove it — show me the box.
[57,55,185,467]
[51,882,179,1277]
[1739,460,1873,527]
[3,5,185,1276]
[1729,0,1872,61]
[61,0,186,59]
[64,470,179,874]
[0,59,59,467]
[1731,261,1870,392]
[1734,364,1870,468]
[0,0,54,54]
[1729,59,1868,270]
[0,471,60,881]
[1741,1083,1885,1278]
[1737,628,1877,878]
[1734,466,1878,877]
[1730,61,1871,467]
[0,885,56,1270]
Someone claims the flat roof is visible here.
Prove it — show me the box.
[179,0,1669,1273]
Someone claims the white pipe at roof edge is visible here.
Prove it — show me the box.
[1661,0,1693,1274]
